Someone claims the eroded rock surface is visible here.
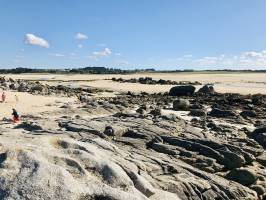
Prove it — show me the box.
[0,78,266,200]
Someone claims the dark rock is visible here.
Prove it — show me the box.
[18,83,28,92]
[250,126,266,148]
[209,108,236,118]
[225,168,257,186]
[189,109,206,117]
[190,104,203,109]
[136,108,146,115]
[9,83,17,90]
[198,84,215,94]
[15,121,43,131]
[149,108,161,116]
[123,130,148,139]
[218,149,245,169]
[240,110,257,118]
[169,85,196,96]
[257,154,266,166]
[30,84,45,92]
[103,126,115,136]
[250,185,265,196]
[150,143,179,155]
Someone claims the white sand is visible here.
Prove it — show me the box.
[0,91,74,119]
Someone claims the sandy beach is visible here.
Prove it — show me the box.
[2,72,266,94]
[0,90,75,118]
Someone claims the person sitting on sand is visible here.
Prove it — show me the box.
[2,91,6,102]
[12,108,20,123]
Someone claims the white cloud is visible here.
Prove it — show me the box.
[115,53,122,56]
[75,33,88,40]
[16,55,24,58]
[49,53,65,57]
[92,48,112,57]
[196,57,218,65]
[188,50,266,69]
[77,44,83,48]
[183,54,193,58]
[24,33,50,48]
[13,59,21,63]
[242,50,266,60]
[116,60,130,65]
[243,51,263,58]
[89,48,112,60]
[97,43,107,47]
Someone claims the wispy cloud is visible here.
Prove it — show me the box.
[49,53,65,57]
[75,33,88,40]
[116,60,130,65]
[97,43,107,47]
[16,55,24,59]
[183,54,193,58]
[196,56,218,65]
[13,59,21,63]
[77,44,83,48]
[24,33,49,48]
[89,48,112,60]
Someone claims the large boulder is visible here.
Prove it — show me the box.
[169,85,195,96]
[250,126,266,148]
[30,84,45,93]
[209,108,236,118]
[173,99,190,111]
[225,168,257,186]
[149,108,162,116]
[240,110,257,118]
[18,83,28,92]
[9,83,18,90]
[189,109,206,117]
[197,84,215,94]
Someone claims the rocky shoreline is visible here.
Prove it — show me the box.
[0,76,265,200]
[111,77,202,85]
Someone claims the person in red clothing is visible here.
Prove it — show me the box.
[12,108,20,123]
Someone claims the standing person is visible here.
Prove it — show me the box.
[15,94,19,102]
[12,108,20,123]
[2,91,6,102]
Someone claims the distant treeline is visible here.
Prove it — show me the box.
[0,67,265,74]
[0,67,155,74]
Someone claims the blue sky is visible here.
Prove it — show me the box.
[1,0,266,70]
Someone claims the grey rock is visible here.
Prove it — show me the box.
[173,99,190,111]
